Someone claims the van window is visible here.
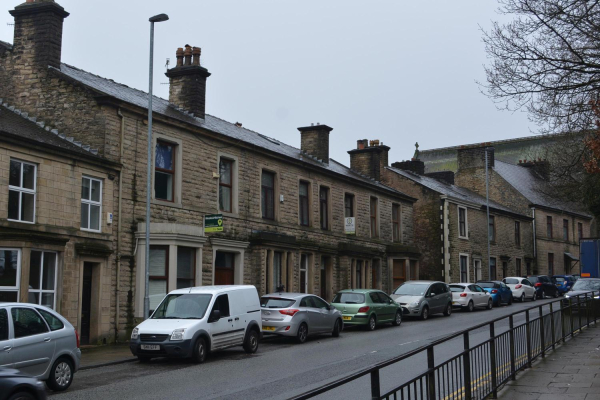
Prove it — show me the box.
[0,309,8,341]
[11,308,49,338]
[212,294,230,318]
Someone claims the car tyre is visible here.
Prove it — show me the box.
[137,355,152,363]
[520,294,525,303]
[192,337,207,363]
[421,306,429,320]
[367,315,377,331]
[553,290,559,298]
[296,323,309,343]
[46,357,74,392]
[466,301,474,312]
[332,319,342,337]
[243,329,260,354]
[487,299,493,310]
[531,293,536,301]
[392,310,402,326]
[443,303,452,316]
[8,393,35,400]
[508,296,513,305]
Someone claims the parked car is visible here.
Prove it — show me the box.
[130,285,261,363]
[527,275,559,298]
[0,303,80,392]
[563,278,600,310]
[260,293,343,343]
[0,367,47,400]
[391,281,453,320]
[503,277,536,302]
[449,283,493,311]
[331,289,403,330]
[552,275,576,295]
[476,281,513,306]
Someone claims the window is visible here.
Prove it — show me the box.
[300,254,308,293]
[490,257,497,280]
[261,171,275,220]
[526,261,532,276]
[515,221,521,246]
[272,252,283,292]
[8,159,36,223]
[0,309,8,341]
[459,255,468,282]
[547,216,553,238]
[488,215,496,242]
[516,258,522,277]
[11,308,48,338]
[176,247,195,289]
[211,294,230,318]
[81,176,102,231]
[37,309,64,331]
[0,249,20,302]
[155,140,175,202]
[458,207,467,238]
[548,253,554,275]
[344,194,354,218]
[392,204,401,242]
[370,197,378,238]
[218,158,233,213]
[299,181,310,226]
[320,186,329,230]
[563,219,569,241]
[578,222,584,240]
[28,251,57,309]
[149,246,169,313]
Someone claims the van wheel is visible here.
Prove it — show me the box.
[332,319,342,337]
[243,329,259,353]
[192,337,207,363]
[296,323,308,343]
[46,357,73,391]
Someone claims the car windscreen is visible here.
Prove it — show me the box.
[260,297,296,308]
[449,285,465,293]
[504,278,520,284]
[477,282,498,288]
[393,283,429,296]
[151,294,212,319]
[572,279,600,292]
[554,277,565,283]
[332,293,366,304]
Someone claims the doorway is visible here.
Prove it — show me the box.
[215,251,235,285]
[392,259,406,289]
[80,262,99,346]
[320,256,332,301]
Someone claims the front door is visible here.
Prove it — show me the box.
[215,252,235,285]
[80,263,93,345]
[393,260,406,289]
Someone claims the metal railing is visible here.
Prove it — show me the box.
[292,292,599,400]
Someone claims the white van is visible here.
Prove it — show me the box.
[129,285,262,363]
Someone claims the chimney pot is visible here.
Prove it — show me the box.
[184,45,192,66]
[192,47,201,66]
[176,47,184,67]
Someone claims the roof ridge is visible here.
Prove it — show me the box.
[0,100,99,156]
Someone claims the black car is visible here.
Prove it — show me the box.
[527,275,559,299]
[0,368,47,400]
[563,278,600,311]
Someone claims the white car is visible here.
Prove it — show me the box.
[449,283,493,312]
[503,277,536,302]
[130,285,262,363]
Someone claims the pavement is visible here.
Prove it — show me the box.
[497,325,600,400]
[79,343,136,370]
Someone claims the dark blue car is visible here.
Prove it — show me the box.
[476,281,513,306]
[552,275,575,294]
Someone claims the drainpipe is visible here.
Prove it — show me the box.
[115,108,125,341]
[532,207,537,259]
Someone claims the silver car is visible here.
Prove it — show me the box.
[391,281,453,320]
[260,293,343,343]
[0,303,81,391]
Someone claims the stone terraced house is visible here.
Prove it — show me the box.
[0,0,419,343]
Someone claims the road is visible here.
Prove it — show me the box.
[51,298,560,400]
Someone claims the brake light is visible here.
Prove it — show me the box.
[75,328,80,348]
[358,306,370,313]
[491,289,498,294]
[460,293,467,297]
[515,284,522,289]
[534,283,542,287]
[279,309,299,316]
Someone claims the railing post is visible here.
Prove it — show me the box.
[594,291,598,324]
[578,294,583,333]
[370,369,381,400]
[509,315,516,380]
[539,305,545,358]
[570,298,575,337]
[489,322,498,398]
[549,302,556,350]
[463,332,472,398]
[525,309,532,368]
[586,293,591,327]
[427,346,436,400]
[560,299,566,343]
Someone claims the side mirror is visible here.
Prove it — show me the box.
[209,309,221,323]
[388,299,394,304]
[429,293,436,297]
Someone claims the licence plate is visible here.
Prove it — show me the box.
[140,345,160,351]
[556,284,562,287]
[343,316,352,321]
[263,326,276,331]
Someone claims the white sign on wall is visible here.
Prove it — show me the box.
[344,217,356,235]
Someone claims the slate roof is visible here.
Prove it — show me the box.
[493,160,591,218]
[51,63,413,200]
[386,166,530,219]
[0,101,104,159]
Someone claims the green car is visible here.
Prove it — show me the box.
[331,289,403,331]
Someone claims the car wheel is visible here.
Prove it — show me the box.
[243,329,260,354]
[520,294,525,303]
[46,357,73,391]
[553,290,559,298]
[531,293,536,301]
[367,315,377,331]
[467,301,474,312]
[487,299,493,310]
[192,337,207,363]
[296,323,309,343]
[8,393,35,400]
[392,310,402,326]
[421,306,429,320]
[508,296,513,305]
[332,319,342,337]
[443,303,452,316]
[137,355,152,363]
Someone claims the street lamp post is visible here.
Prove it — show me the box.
[145,13,169,320]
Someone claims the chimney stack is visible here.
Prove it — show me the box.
[165,45,211,119]
[391,159,425,175]
[9,0,69,70]
[348,139,390,181]
[457,145,494,171]
[519,159,550,180]
[297,124,333,163]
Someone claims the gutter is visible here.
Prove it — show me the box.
[114,108,125,342]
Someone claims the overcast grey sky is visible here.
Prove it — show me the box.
[1,1,531,165]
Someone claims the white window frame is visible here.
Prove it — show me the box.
[459,253,470,283]
[458,206,468,239]
[0,248,21,301]
[28,250,58,309]
[8,159,37,224]
[81,176,103,232]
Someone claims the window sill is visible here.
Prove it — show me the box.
[221,211,239,218]
[458,236,469,240]
[7,219,35,225]
[81,228,103,234]
[152,199,182,209]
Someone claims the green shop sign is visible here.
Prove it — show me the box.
[204,214,224,232]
